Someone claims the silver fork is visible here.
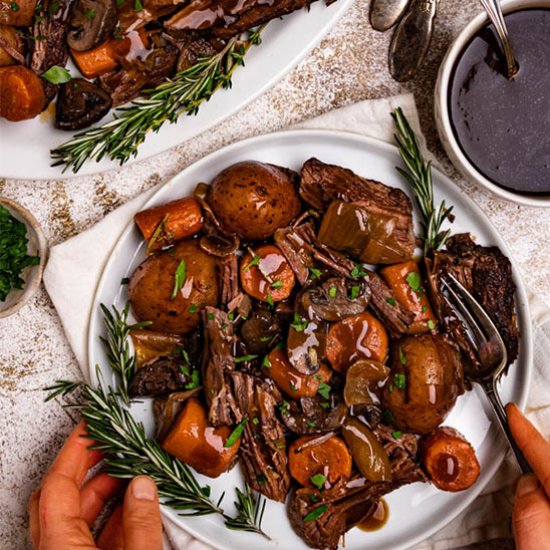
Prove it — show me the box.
[441,273,531,473]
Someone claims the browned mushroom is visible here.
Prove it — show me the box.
[55,78,112,130]
[67,0,117,52]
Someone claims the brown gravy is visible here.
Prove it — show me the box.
[357,499,389,532]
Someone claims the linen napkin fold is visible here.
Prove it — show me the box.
[43,93,550,550]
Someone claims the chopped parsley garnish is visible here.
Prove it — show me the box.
[304,505,328,523]
[422,305,428,312]
[427,319,436,330]
[184,369,200,390]
[306,420,317,428]
[259,335,272,342]
[290,313,307,332]
[188,304,199,314]
[307,493,319,502]
[388,384,394,393]
[279,400,290,416]
[266,292,274,306]
[85,7,95,18]
[351,263,368,278]
[42,65,71,84]
[262,356,271,369]
[179,364,190,376]
[10,1,19,11]
[170,259,186,301]
[227,312,234,320]
[271,280,282,290]
[134,0,143,10]
[392,431,402,439]
[207,312,215,320]
[275,441,286,449]
[252,417,260,425]
[120,277,130,285]
[234,354,258,363]
[310,473,327,490]
[224,418,248,447]
[394,373,407,389]
[317,382,331,400]
[309,267,321,279]
[289,381,297,393]
[319,402,330,409]
[382,408,396,423]
[406,271,421,292]
[243,254,260,271]
[0,205,40,302]
[398,346,407,365]
[328,286,337,298]
[257,474,267,484]
[350,285,361,300]
[48,1,60,14]
[386,296,397,306]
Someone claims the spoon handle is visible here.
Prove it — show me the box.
[370,0,411,31]
[479,0,518,77]
[480,380,532,474]
[389,0,438,82]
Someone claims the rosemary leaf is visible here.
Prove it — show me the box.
[224,484,271,540]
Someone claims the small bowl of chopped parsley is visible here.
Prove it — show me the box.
[0,198,47,318]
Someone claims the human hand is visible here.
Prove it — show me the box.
[506,403,550,550]
[29,421,163,550]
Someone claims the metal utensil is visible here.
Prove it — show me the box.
[370,0,411,31]
[389,0,439,82]
[441,273,531,473]
[479,0,518,78]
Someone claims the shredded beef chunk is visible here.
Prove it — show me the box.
[129,356,190,397]
[219,253,240,306]
[231,371,290,502]
[426,233,519,370]
[367,271,414,337]
[201,307,241,426]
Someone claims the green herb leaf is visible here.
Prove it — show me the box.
[262,356,271,369]
[85,7,95,18]
[422,305,428,313]
[351,263,368,278]
[310,473,327,490]
[309,267,321,279]
[266,293,274,307]
[184,369,200,390]
[317,382,331,400]
[306,420,317,428]
[382,408,396,423]
[10,1,19,11]
[252,417,260,425]
[398,346,407,365]
[394,373,407,390]
[170,260,186,301]
[304,505,328,523]
[188,303,199,313]
[405,271,421,292]
[271,280,282,290]
[290,313,307,332]
[120,277,130,285]
[319,402,330,409]
[0,205,40,302]
[289,382,297,393]
[350,285,361,300]
[328,286,337,298]
[243,254,260,271]
[427,319,435,330]
[207,312,215,320]
[234,354,258,363]
[392,431,402,439]
[42,65,71,84]
[225,418,248,447]
[134,0,143,10]
[386,296,397,306]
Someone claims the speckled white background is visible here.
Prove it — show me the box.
[0,1,545,549]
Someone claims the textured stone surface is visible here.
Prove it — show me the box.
[0,0,545,548]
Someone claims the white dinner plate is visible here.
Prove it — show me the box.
[0,0,352,181]
[88,130,533,550]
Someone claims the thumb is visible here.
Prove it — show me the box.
[513,474,550,550]
[123,476,163,550]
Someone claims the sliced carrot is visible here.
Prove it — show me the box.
[240,244,295,303]
[380,260,437,334]
[326,311,388,373]
[420,426,480,492]
[264,348,331,399]
[0,65,45,121]
[162,397,240,478]
[134,197,203,253]
[71,31,148,79]
[289,435,352,488]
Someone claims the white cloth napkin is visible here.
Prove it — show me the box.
[43,93,550,550]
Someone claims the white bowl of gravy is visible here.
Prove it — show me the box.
[435,0,550,206]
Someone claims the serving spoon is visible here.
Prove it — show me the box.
[369,0,411,31]
[479,0,519,78]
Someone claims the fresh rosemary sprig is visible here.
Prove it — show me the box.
[43,380,82,402]
[51,28,263,173]
[391,107,454,254]
[224,483,270,540]
[82,369,224,516]
[99,303,151,405]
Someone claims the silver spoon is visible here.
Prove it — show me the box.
[370,0,411,31]
[479,0,519,78]
[389,0,439,83]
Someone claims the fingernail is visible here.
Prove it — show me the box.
[131,476,157,501]
[516,474,539,497]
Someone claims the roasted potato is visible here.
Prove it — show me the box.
[129,239,218,334]
[208,161,301,240]
[382,334,464,434]
[0,0,36,26]
[0,26,24,66]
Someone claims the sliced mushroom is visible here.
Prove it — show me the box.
[128,356,193,397]
[67,0,117,52]
[55,78,112,130]
[240,306,281,354]
[281,394,347,435]
[300,277,370,321]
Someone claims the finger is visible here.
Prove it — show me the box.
[513,474,550,550]
[506,403,550,497]
[122,476,163,550]
[80,473,125,526]
[49,421,103,487]
[29,489,41,549]
[97,505,124,550]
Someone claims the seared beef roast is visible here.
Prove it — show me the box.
[426,233,519,370]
